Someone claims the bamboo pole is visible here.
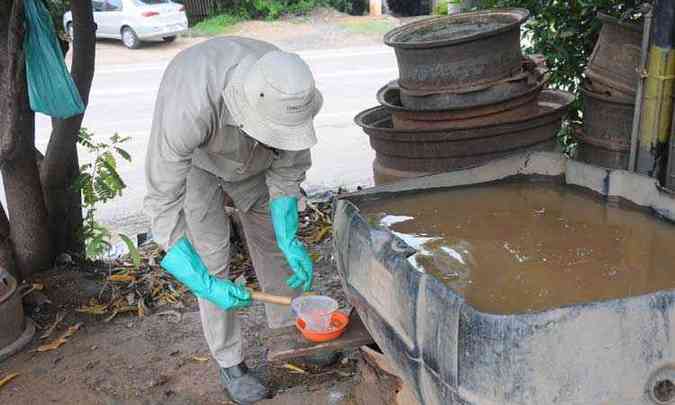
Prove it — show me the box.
[370,0,382,16]
[636,0,675,178]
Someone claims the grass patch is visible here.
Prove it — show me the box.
[338,19,396,35]
[434,0,448,15]
[192,13,246,36]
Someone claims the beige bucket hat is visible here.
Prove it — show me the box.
[224,51,323,151]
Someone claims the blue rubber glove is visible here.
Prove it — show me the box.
[270,197,313,292]
[160,237,251,310]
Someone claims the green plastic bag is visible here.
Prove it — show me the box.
[24,0,85,118]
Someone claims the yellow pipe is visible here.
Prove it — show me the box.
[640,46,675,150]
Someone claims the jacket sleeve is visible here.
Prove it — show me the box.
[144,110,211,250]
[265,149,312,201]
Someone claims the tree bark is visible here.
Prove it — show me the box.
[0,0,24,162]
[40,0,96,256]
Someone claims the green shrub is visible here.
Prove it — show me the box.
[211,0,330,20]
[192,13,246,36]
[208,0,366,21]
[434,0,448,15]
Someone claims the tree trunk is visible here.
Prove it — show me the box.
[3,100,52,280]
[0,0,52,279]
[40,0,96,257]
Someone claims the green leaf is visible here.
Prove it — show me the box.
[94,177,115,202]
[559,30,575,39]
[114,147,132,162]
[119,234,141,269]
[87,238,112,258]
[79,173,96,206]
[84,218,112,259]
[101,151,117,169]
[99,159,127,194]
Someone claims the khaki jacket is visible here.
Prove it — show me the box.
[144,37,312,249]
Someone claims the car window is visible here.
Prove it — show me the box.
[104,0,122,11]
[92,0,105,12]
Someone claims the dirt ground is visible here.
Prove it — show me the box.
[0,196,369,404]
[0,238,364,404]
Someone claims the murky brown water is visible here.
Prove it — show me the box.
[362,182,675,314]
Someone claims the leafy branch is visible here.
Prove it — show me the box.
[75,128,135,259]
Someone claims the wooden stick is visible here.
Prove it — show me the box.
[250,290,293,306]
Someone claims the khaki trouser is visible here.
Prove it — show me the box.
[184,166,301,368]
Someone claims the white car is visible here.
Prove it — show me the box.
[63,0,188,49]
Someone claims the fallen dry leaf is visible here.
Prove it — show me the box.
[307,201,331,223]
[192,356,209,363]
[309,225,332,244]
[137,300,146,318]
[76,303,108,315]
[114,305,137,314]
[0,373,18,390]
[156,310,182,324]
[40,311,66,340]
[103,310,119,323]
[108,274,137,283]
[282,363,306,374]
[36,323,83,352]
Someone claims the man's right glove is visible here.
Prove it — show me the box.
[160,237,251,310]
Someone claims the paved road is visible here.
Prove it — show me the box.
[29,43,398,234]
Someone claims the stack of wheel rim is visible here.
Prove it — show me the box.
[576,13,642,170]
[354,9,575,184]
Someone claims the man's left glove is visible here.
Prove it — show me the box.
[160,237,252,310]
[270,196,313,292]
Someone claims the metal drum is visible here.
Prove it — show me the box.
[585,13,642,97]
[0,269,34,363]
[576,85,635,170]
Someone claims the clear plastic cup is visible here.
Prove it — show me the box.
[292,296,339,332]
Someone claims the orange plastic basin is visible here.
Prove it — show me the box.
[296,311,350,343]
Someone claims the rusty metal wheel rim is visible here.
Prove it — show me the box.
[384,8,530,49]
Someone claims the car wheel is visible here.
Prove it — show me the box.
[121,26,141,49]
[67,23,74,42]
[163,36,177,43]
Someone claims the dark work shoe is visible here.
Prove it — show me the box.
[219,363,268,404]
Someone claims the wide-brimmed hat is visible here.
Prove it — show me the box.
[223,51,323,151]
